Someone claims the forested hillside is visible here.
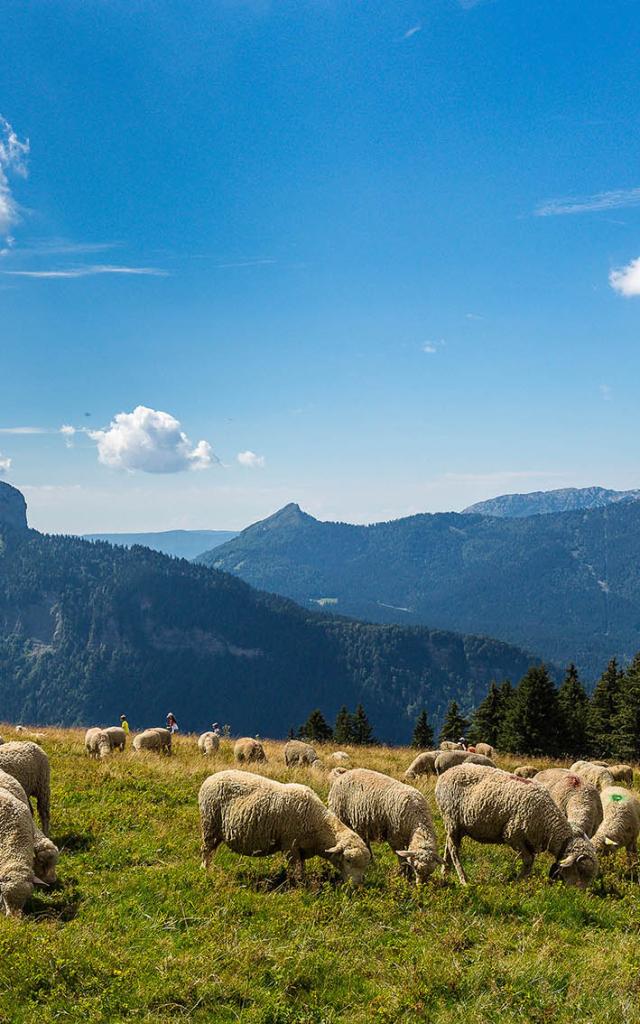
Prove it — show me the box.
[201,500,640,679]
[464,485,640,518]
[0,484,535,741]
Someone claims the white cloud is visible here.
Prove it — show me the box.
[2,264,167,279]
[422,338,445,354]
[403,25,422,39]
[88,407,217,474]
[237,450,266,469]
[535,187,640,218]
[60,424,76,447]
[600,384,613,401]
[465,312,483,320]
[0,426,50,434]
[0,116,29,242]
[0,452,11,475]
[609,256,640,297]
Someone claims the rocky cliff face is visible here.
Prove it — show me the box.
[0,482,28,534]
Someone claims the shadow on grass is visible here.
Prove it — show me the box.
[27,878,83,922]
[55,830,95,853]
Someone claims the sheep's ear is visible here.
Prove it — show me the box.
[558,852,578,868]
[32,876,49,887]
[395,850,412,859]
[604,836,619,847]
[325,845,341,855]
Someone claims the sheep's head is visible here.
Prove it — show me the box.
[325,837,371,884]
[34,836,59,885]
[0,868,40,918]
[550,836,598,888]
[396,847,444,884]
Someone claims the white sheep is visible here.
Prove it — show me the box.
[435,751,495,775]
[474,743,496,759]
[534,768,603,837]
[85,728,112,759]
[440,741,464,751]
[233,738,267,764]
[0,741,51,835]
[0,769,59,885]
[199,769,371,884]
[435,763,598,887]
[0,789,43,917]
[132,728,172,755]
[609,765,634,787]
[284,740,319,767]
[198,732,220,756]
[328,751,351,765]
[513,766,539,779]
[404,751,438,779]
[328,768,443,883]
[570,760,615,791]
[104,726,127,752]
[593,786,640,867]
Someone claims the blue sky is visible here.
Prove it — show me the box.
[1,0,639,533]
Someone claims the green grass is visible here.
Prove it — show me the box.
[1,729,640,1023]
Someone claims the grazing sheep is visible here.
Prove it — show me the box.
[435,751,495,775]
[475,743,496,759]
[513,765,538,778]
[132,728,172,755]
[199,770,371,884]
[198,732,220,756]
[328,751,351,765]
[609,765,634,787]
[534,769,603,837]
[570,760,615,791]
[440,741,464,751]
[435,763,598,887]
[85,728,112,760]
[328,768,443,884]
[0,789,43,917]
[593,786,640,867]
[104,726,127,752]
[284,740,319,767]
[404,751,438,779]
[0,742,51,835]
[0,769,59,885]
[233,738,267,764]
[14,726,45,741]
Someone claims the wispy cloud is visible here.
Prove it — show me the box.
[0,426,51,435]
[403,25,422,39]
[465,312,483,321]
[0,452,11,475]
[445,470,563,483]
[0,115,29,243]
[237,450,266,469]
[422,338,445,355]
[213,259,276,269]
[535,187,640,218]
[609,256,640,297]
[600,384,613,401]
[14,238,121,257]
[1,264,168,279]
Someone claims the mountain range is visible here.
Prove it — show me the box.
[463,485,640,518]
[0,482,535,741]
[201,497,640,680]
[81,530,238,560]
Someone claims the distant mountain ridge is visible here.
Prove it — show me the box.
[463,486,640,518]
[0,483,536,741]
[82,530,238,560]
[200,498,640,680]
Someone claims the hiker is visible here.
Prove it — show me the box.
[120,714,130,735]
[211,722,221,738]
[166,712,179,734]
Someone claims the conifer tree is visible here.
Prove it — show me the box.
[611,655,640,762]
[411,709,434,749]
[351,704,375,745]
[334,705,354,744]
[587,658,623,757]
[556,663,589,757]
[299,709,333,742]
[468,681,511,747]
[439,700,469,744]
[501,665,559,755]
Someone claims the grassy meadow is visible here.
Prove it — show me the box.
[1,727,640,1024]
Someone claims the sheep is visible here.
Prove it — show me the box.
[328,768,443,884]
[474,743,496,759]
[85,727,112,760]
[592,786,640,868]
[0,789,43,917]
[435,751,495,775]
[609,764,634,787]
[513,766,538,779]
[404,751,438,779]
[0,770,59,885]
[435,763,598,887]
[328,751,351,765]
[284,740,319,767]
[198,732,220,756]
[104,726,127,752]
[233,738,267,764]
[199,769,371,884]
[132,729,172,755]
[0,741,51,835]
[15,726,45,741]
[570,760,615,791]
[440,741,464,751]
[534,769,603,837]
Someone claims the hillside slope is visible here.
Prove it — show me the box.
[81,529,238,560]
[463,485,640,518]
[0,484,534,741]
[201,500,640,679]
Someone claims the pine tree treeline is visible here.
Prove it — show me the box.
[468,657,640,760]
[298,704,376,745]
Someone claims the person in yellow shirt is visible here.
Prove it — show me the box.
[120,714,130,735]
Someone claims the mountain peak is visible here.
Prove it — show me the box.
[0,482,28,535]
[463,485,640,519]
[254,503,316,529]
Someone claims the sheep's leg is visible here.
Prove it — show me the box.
[514,842,535,879]
[37,791,50,837]
[200,820,222,870]
[286,849,305,884]
[446,834,467,886]
[626,843,638,872]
